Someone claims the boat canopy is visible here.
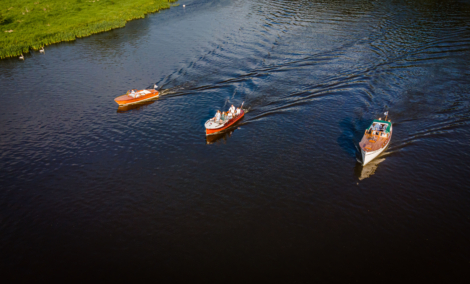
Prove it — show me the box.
[368,119,392,134]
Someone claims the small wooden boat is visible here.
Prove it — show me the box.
[359,113,392,166]
[114,89,159,106]
[205,108,245,135]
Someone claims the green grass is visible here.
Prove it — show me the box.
[0,0,178,59]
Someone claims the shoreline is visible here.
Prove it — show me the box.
[0,0,178,59]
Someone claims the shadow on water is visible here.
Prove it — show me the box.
[205,126,242,145]
[338,115,376,162]
[337,117,359,159]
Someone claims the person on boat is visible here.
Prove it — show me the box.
[372,123,380,135]
[229,105,235,114]
[129,90,136,98]
[221,111,226,122]
[236,107,241,116]
[227,111,233,120]
[373,123,382,132]
[214,110,221,123]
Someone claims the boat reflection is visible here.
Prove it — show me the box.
[116,99,157,113]
[206,128,239,144]
[354,157,386,180]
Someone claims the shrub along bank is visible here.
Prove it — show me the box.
[0,0,178,59]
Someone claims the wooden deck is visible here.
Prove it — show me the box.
[359,131,391,152]
[114,89,159,106]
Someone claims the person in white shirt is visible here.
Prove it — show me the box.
[214,110,221,123]
[229,105,235,115]
[236,108,241,116]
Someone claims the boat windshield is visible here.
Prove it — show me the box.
[368,120,391,134]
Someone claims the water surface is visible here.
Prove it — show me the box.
[1,0,470,282]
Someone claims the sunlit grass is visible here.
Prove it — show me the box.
[0,0,178,59]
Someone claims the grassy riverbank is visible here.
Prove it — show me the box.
[0,0,178,59]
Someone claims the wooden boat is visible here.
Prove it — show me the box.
[205,109,245,135]
[359,114,392,166]
[114,89,159,106]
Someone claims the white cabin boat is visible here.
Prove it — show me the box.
[359,117,392,166]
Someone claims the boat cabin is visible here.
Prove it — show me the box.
[365,119,392,138]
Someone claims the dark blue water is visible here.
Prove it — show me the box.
[1,0,470,282]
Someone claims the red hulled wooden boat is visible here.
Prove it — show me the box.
[114,89,159,106]
[205,110,245,135]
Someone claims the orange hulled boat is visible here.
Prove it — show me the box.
[114,89,160,106]
[205,106,245,135]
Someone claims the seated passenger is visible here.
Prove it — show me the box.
[229,105,235,114]
[227,112,233,120]
[374,124,382,131]
[236,108,241,116]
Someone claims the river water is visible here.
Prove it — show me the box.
[1,0,470,281]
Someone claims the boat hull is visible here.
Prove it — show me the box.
[114,90,159,106]
[205,110,245,135]
[361,125,392,165]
